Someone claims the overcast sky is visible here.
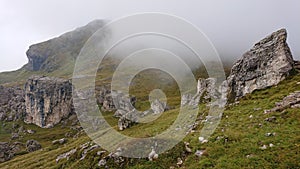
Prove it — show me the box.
[0,0,299,72]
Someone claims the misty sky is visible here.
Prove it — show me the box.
[0,0,299,72]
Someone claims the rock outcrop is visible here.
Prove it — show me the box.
[26,140,42,152]
[97,89,136,112]
[24,76,73,128]
[26,20,105,72]
[0,86,25,121]
[227,29,294,100]
[0,142,24,162]
[265,91,300,113]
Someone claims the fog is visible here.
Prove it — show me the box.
[0,0,299,72]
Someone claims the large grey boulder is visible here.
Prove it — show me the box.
[227,29,294,99]
[24,76,73,128]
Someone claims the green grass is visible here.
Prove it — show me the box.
[1,72,300,168]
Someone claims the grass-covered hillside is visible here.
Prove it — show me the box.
[0,70,299,169]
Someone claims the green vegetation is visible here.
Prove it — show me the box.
[0,72,299,168]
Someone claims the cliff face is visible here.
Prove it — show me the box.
[24,76,73,128]
[0,86,25,121]
[26,20,105,72]
[227,29,294,99]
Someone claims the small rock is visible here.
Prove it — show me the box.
[56,148,77,163]
[11,133,19,140]
[184,142,192,153]
[52,138,67,145]
[176,157,183,167]
[26,140,41,152]
[265,116,276,122]
[269,143,274,147]
[246,154,254,158]
[265,132,276,137]
[97,150,106,156]
[98,159,107,167]
[198,137,208,144]
[249,115,253,119]
[26,129,36,134]
[195,150,205,157]
[260,145,267,150]
[254,108,261,111]
[148,147,158,161]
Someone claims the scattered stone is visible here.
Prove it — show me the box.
[98,159,107,167]
[265,91,300,113]
[148,147,158,161]
[269,143,274,147]
[11,133,19,140]
[52,138,67,145]
[246,154,255,158]
[198,137,208,144]
[56,148,77,163]
[265,132,276,137]
[184,142,192,153]
[176,157,183,167]
[151,99,166,114]
[260,145,267,150]
[249,115,253,119]
[265,116,276,122]
[195,150,205,157]
[254,108,262,111]
[26,140,41,152]
[97,150,106,156]
[80,144,100,160]
[26,129,36,134]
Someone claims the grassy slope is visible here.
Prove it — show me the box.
[0,72,299,168]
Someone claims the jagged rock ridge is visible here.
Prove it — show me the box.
[227,29,294,99]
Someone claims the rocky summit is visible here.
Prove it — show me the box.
[227,29,295,100]
[26,20,105,72]
[24,76,73,128]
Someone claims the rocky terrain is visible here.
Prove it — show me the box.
[0,21,299,168]
[24,76,74,128]
[0,86,25,121]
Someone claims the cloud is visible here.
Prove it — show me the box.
[0,0,299,72]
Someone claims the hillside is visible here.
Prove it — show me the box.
[0,72,299,168]
[0,20,106,86]
[0,20,299,169]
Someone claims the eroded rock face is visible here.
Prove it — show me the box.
[227,29,294,99]
[97,89,136,112]
[24,76,73,128]
[0,86,25,121]
[26,20,105,72]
